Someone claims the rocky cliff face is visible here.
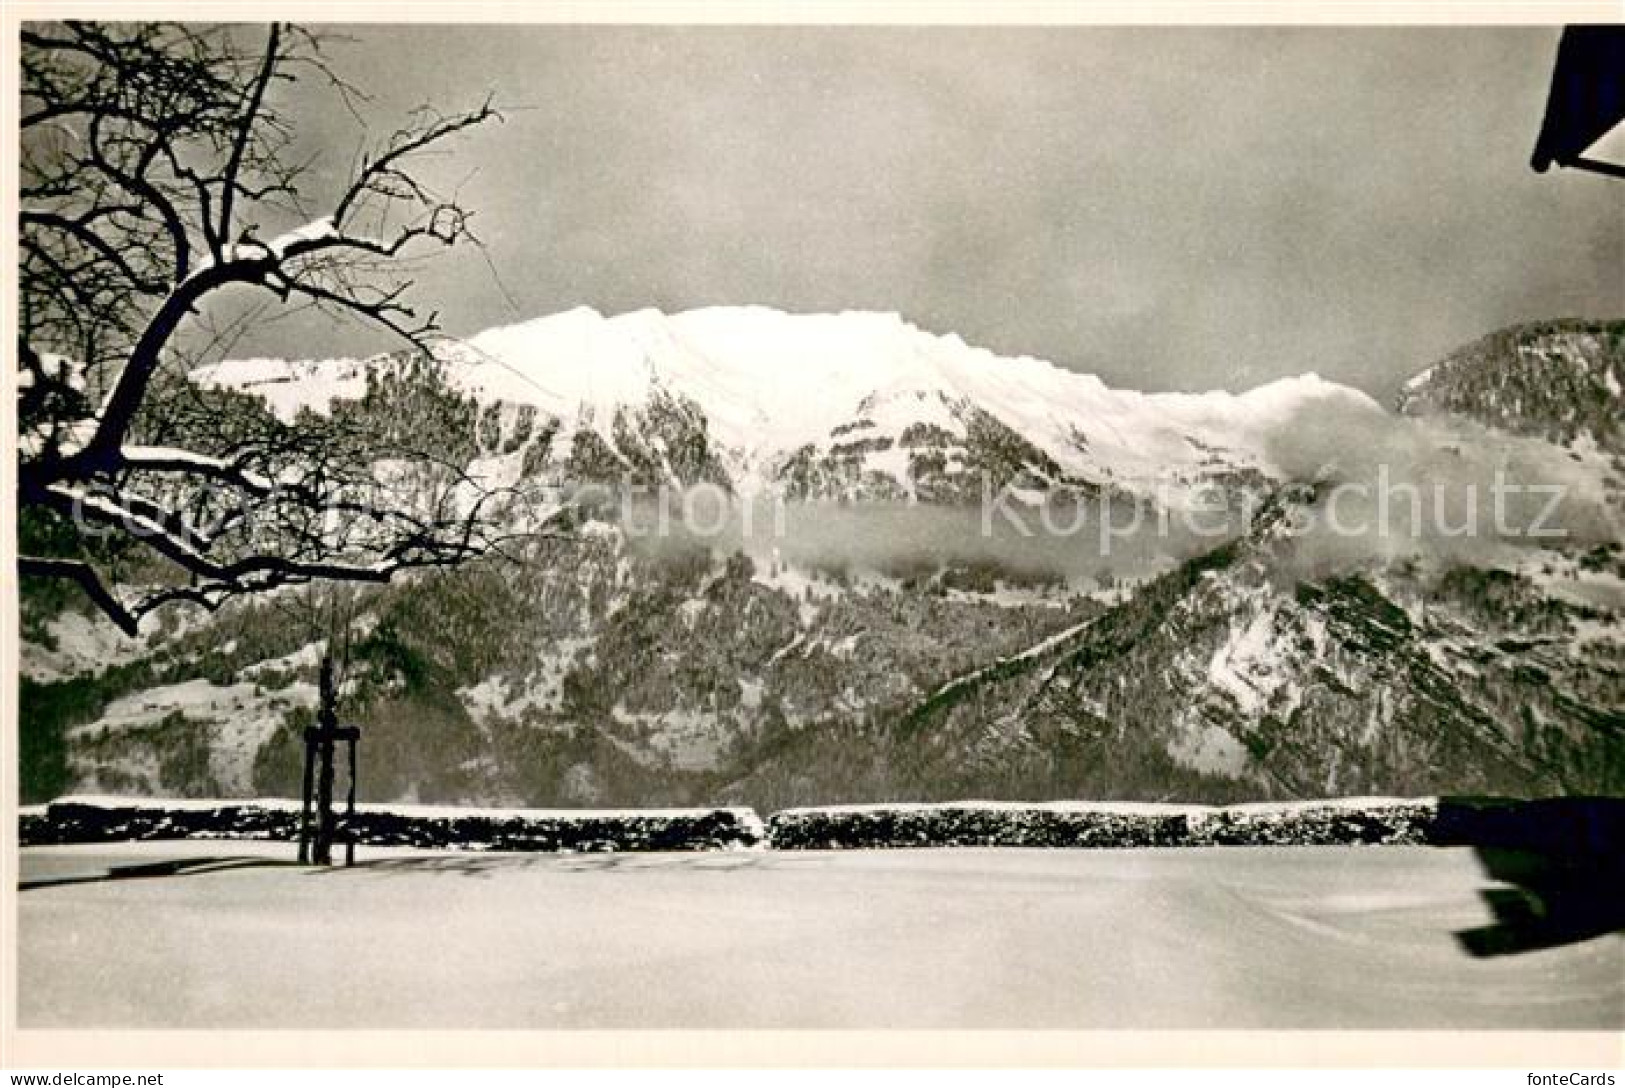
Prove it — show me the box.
[881,488,1622,804]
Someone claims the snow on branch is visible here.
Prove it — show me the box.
[18,22,511,634]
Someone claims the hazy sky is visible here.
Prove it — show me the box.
[244,24,1622,402]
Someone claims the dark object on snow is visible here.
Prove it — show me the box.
[1436,797,1625,956]
[19,855,285,891]
[1531,25,1625,179]
[1456,846,1625,956]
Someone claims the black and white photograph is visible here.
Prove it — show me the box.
[6,2,1624,1069]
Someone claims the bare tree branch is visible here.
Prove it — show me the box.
[217,22,283,242]
[18,21,514,636]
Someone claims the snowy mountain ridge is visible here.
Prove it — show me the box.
[196,305,1382,505]
[23,312,1621,811]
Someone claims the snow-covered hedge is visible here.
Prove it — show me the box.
[767,801,1202,849]
[766,796,1625,851]
[21,794,1623,854]
[340,803,765,852]
[1189,799,1442,847]
[768,798,1481,849]
[20,796,767,852]
[22,797,298,845]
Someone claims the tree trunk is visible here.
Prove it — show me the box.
[313,655,339,866]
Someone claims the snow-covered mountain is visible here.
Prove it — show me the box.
[1397,318,1623,454]
[21,311,1623,809]
[195,305,1381,508]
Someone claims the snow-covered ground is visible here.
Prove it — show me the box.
[17,842,1620,1030]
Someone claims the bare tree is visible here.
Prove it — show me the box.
[19,21,522,635]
